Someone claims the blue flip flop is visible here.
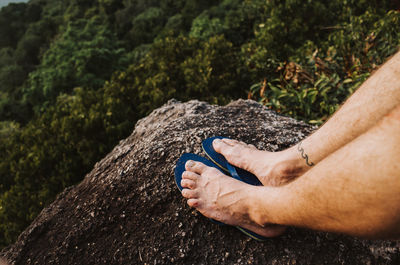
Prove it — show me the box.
[175,152,268,241]
[203,136,270,241]
[175,153,226,226]
[202,136,262,186]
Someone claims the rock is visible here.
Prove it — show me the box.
[1,99,399,264]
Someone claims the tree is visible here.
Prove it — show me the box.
[23,17,127,113]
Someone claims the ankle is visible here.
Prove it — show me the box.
[248,186,282,226]
[270,148,309,184]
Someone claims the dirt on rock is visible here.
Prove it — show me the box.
[1,99,400,265]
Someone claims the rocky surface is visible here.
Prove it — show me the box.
[1,99,400,264]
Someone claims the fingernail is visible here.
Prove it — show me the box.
[186,160,195,168]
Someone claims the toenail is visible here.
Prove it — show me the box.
[213,139,221,146]
[186,160,195,168]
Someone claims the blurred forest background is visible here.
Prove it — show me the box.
[0,1,27,8]
[0,0,399,248]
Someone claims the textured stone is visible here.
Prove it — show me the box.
[1,99,399,264]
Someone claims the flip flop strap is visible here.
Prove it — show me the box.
[226,163,243,182]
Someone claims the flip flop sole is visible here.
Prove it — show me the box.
[236,226,268,241]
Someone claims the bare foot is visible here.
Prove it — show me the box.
[181,160,286,238]
[213,139,307,186]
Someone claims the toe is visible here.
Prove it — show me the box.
[182,188,198,199]
[215,139,243,159]
[185,160,207,174]
[181,179,196,189]
[213,139,232,153]
[223,138,239,144]
[182,171,199,181]
[187,199,200,208]
[214,139,256,170]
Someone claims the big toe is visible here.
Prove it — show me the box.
[212,138,227,152]
[213,139,239,155]
[213,139,253,167]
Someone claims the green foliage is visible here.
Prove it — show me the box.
[127,7,166,47]
[249,10,400,124]
[0,87,109,246]
[189,13,225,39]
[189,0,261,45]
[0,1,62,122]
[103,35,246,121]
[24,17,127,112]
[0,2,39,48]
